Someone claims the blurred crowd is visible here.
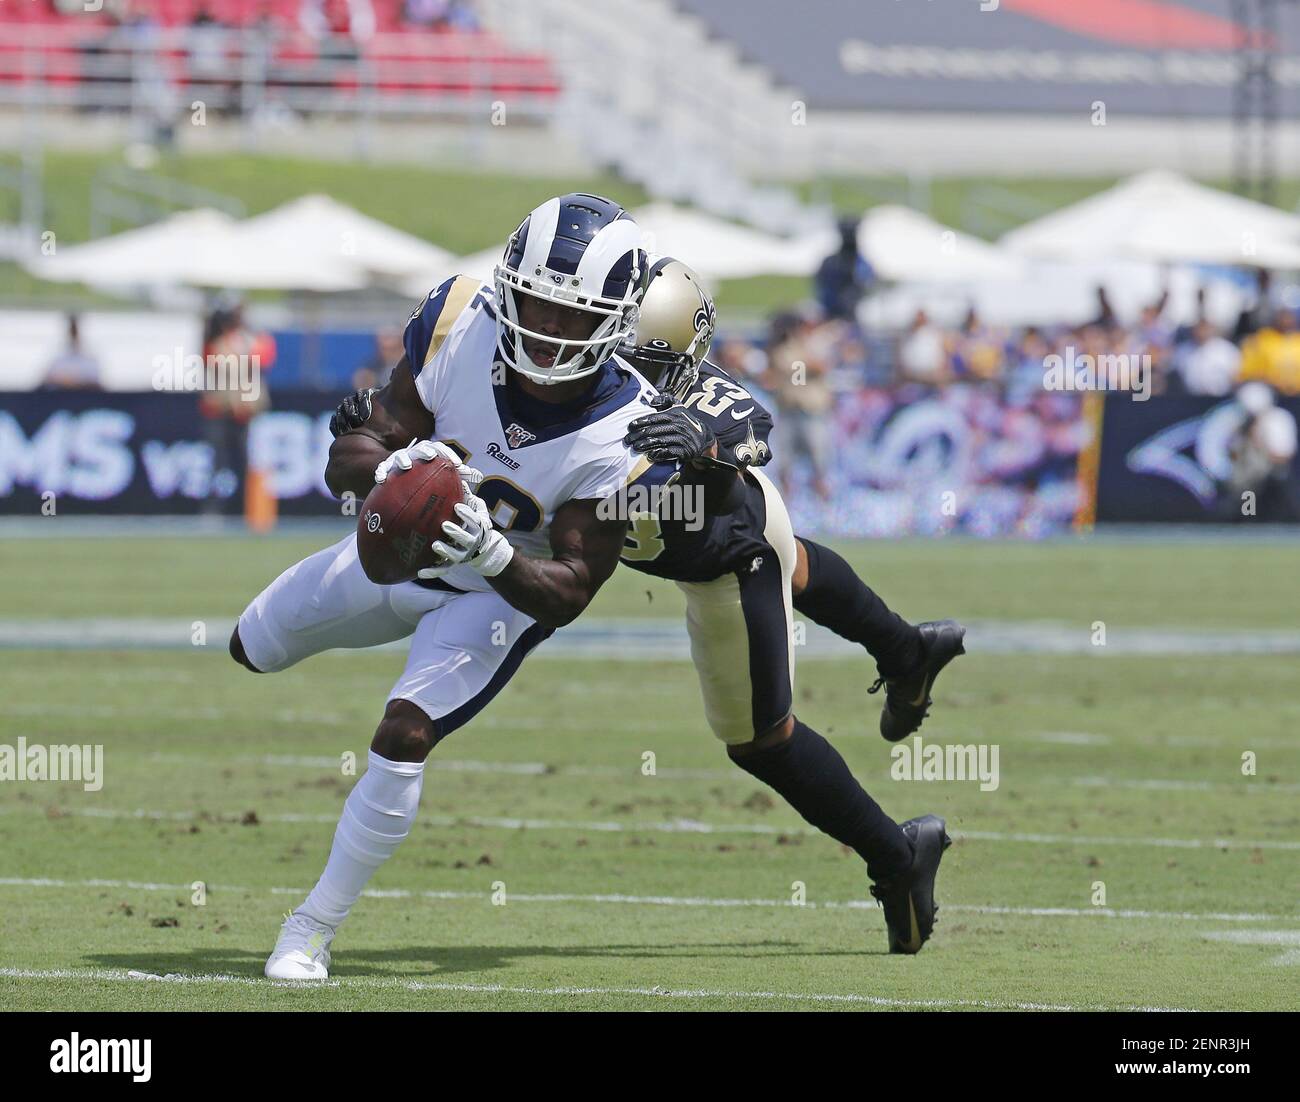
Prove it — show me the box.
[737,268,1300,404]
[37,302,277,517]
[884,283,1300,400]
[699,261,1300,512]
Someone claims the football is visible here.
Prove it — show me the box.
[356,457,465,585]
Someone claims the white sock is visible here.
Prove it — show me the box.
[298,750,425,929]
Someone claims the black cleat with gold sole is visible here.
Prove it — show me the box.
[870,814,952,955]
[870,619,966,742]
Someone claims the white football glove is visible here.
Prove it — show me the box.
[417,488,514,579]
[374,439,483,491]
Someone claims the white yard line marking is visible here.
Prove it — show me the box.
[165,752,733,780]
[1030,731,1300,750]
[1071,776,1300,794]
[2,877,1296,925]
[1201,930,1300,966]
[10,748,1294,803]
[140,753,1300,792]
[945,904,1298,923]
[0,967,1195,1011]
[10,804,1299,850]
[3,703,359,726]
[7,617,1300,657]
[4,705,656,733]
[1033,732,1112,745]
[955,829,1300,850]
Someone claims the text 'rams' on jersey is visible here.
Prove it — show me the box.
[402,274,659,593]
[619,361,777,583]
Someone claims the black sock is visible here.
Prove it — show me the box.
[730,720,913,881]
[794,539,922,678]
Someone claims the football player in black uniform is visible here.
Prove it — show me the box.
[621,260,966,730]
[619,260,964,742]
[614,257,964,953]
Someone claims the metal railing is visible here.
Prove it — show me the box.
[88,164,247,238]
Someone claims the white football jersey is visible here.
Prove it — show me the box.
[403,274,655,593]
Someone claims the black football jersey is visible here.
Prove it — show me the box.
[619,362,776,583]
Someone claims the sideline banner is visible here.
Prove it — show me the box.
[8,388,1292,528]
[0,391,339,516]
[788,384,1091,538]
[1094,393,1300,523]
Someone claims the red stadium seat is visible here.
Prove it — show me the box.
[0,2,560,105]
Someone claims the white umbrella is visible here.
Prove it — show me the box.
[859,259,1246,331]
[221,194,456,290]
[25,197,457,292]
[856,205,1025,283]
[413,202,825,298]
[1001,170,1300,269]
[25,209,241,288]
[25,207,366,292]
[631,202,819,281]
[435,244,501,288]
[179,244,364,292]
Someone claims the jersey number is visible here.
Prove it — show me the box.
[684,376,753,418]
[439,440,544,533]
[621,513,665,563]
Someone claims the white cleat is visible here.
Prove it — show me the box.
[264,911,335,980]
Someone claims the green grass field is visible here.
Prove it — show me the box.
[1,532,1298,1011]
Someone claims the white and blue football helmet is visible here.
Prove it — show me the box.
[494,193,647,384]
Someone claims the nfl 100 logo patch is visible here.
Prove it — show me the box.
[504,422,536,449]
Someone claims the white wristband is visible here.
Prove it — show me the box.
[475,531,515,578]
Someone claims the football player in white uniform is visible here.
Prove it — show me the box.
[331,258,966,953]
[231,194,656,980]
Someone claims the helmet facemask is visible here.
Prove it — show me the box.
[492,196,646,385]
[620,257,715,401]
[495,263,641,383]
[624,335,705,402]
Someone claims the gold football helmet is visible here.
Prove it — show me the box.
[620,257,715,400]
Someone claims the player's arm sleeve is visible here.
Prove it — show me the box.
[568,459,632,505]
[677,462,746,515]
[402,274,485,413]
[624,456,675,494]
[623,456,743,516]
[588,455,669,529]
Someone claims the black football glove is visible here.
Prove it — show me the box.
[624,401,718,465]
[328,387,376,438]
